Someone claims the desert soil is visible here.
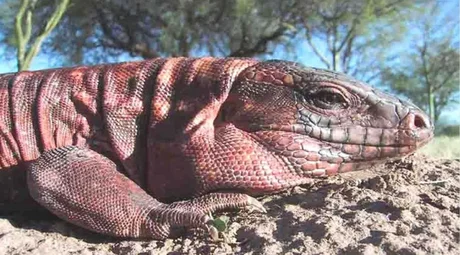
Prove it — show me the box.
[0,154,459,255]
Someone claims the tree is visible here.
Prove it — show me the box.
[11,0,70,71]
[296,0,423,82]
[1,0,309,66]
[1,0,425,73]
[380,2,459,123]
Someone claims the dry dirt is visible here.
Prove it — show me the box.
[0,154,459,255]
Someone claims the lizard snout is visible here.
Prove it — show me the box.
[401,111,431,130]
[398,110,434,147]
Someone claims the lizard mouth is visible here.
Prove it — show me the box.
[249,122,433,166]
[255,123,433,149]
[248,127,432,178]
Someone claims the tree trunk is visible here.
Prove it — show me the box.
[428,84,436,122]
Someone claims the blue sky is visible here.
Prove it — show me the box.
[0,1,458,125]
[0,39,458,126]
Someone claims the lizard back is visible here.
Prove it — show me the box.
[0,57,257,199]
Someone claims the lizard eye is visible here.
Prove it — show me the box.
[312,89,349,110]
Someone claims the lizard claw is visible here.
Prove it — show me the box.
[150,192,266,239]
[245,196,267,214]
[207,224,220,241]
[202,214,220,240]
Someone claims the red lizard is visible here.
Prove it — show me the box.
[0,57,433,239]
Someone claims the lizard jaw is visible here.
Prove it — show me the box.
[246,123,432,178]
[252,107,433,160]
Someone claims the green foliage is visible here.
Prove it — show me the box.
[0,0,307,66]
[0,0,70,71]
[0,0,431,73]
[297,0,422,82]
[14,0,70,71]
[380,2,459,124]
[436,125,460,137]
[212,215,230,233]
[420,136,460,159]
[0,0,457,127]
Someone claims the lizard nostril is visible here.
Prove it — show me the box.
[413,114,428,129]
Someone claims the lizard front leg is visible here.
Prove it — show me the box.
[26,146,264,239]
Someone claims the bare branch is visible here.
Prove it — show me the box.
[15,0,30,70]
[94,4,159,59]
[304,24,331,69]
[228,25,286,57]
[15,0,69,71]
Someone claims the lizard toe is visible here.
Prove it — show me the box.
[245,196,267,214]
[150,192,265,239]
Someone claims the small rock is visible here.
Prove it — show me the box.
[0,219,16,235]
[396,223,410,236]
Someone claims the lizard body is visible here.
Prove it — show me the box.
[0,57,433,239]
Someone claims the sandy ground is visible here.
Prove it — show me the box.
[0,154,459,255]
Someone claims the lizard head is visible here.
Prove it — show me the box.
[220,60,434,178]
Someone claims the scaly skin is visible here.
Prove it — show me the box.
[0,58,433,239]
